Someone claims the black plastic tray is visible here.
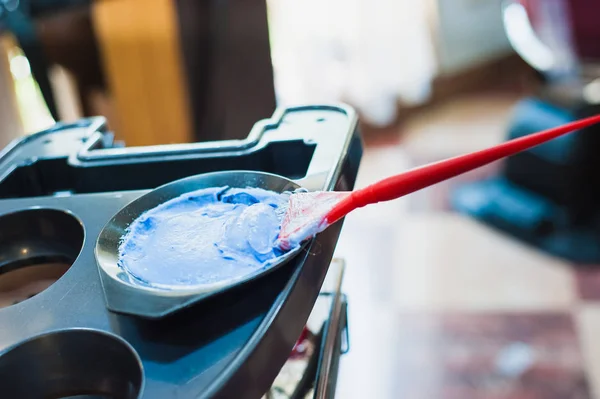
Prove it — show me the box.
[0,105,362,398]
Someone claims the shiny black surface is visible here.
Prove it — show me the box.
[0,105,362,398]
[0,328,144,398]
[0,208,84,272]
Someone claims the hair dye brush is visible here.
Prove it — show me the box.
[277,114,600,249]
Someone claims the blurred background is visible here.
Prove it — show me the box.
[0,0,535,147]
[2,0,600,397]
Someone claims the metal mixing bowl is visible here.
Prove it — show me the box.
[95,170,307,318]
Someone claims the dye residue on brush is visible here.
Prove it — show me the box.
[118,186,297,289]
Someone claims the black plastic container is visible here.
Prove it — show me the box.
[0,104,362,398]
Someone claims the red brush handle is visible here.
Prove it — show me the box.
[326,114,600,224]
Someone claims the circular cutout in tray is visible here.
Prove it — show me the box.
[0,328,144,398]
[0,208,84,308]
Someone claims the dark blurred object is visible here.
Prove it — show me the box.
[1,0,62,121]
[452,98,600,263]
[175,0,276,142]
[453,0,600,263]
[0,0,102,120]
[521,0,600,63]
[564,0,600,62]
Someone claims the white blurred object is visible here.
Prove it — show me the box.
[49,65,83,123]
[267,0,436,127]
[0,35,23,146]
[9,53,30,80]
[495,341,536,377]
[502,0,578,80]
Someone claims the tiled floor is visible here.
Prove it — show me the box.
[334,92,600,398]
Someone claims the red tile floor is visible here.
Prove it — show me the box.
[333,93,600,398]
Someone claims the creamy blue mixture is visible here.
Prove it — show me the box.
[118,186,293,288]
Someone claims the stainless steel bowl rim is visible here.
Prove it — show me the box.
[95,170,306,297]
